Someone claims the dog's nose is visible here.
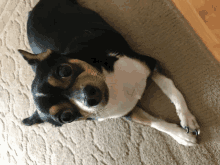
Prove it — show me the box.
[59,110,81,123]
[84,85,101,106]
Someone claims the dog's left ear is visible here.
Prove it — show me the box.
[18,49,52,66]
[22,110,45,126]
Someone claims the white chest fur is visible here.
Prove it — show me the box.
[97,55,151,120]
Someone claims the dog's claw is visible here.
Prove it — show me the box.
[181,125,199,136]
[181,126,189,133]
[193,129,198,136]
[168,124,198,146]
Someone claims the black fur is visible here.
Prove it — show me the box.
[21,0,156,127]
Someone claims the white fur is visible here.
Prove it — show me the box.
[35,93,47,97]
[96,56,151,120]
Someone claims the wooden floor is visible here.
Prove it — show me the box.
[172,0,220,62]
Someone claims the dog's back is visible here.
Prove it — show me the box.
[27,0,117,55]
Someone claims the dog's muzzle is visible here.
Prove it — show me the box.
[71,85,102,107]
[83,85,102,106]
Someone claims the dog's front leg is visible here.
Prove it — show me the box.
[126,106,198,146]
[151,70,200,136]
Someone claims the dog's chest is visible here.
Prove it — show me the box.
[97,56,151,120]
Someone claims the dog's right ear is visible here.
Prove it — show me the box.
[22,110,45,126]
[18,49,52,66]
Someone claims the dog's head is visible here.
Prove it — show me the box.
[18,49,109,126]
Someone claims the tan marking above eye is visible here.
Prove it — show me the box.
[68,59,98,76]
[69,59,79,63]
[49,102,73,116]
[49,106,59,116]
[48,75,71,88]
[86,68,97,76]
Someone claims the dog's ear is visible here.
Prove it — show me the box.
[22,110,45,126]
[18,49,52,66]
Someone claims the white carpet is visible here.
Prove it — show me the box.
[0,0,220,165]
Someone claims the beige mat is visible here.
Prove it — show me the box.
[0,0,220,165]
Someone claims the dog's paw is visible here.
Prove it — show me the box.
[168,124,198,146]
[180,111,200,136]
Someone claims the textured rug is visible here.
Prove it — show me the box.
[0,0,220,165]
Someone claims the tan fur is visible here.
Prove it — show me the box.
[18,49,52,61]
[48,75,72,89]
[49,102,73,116]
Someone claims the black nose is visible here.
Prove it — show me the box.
[59,111,81,123]
[84,85,101,106]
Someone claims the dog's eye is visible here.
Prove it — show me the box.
[59,111,73,123]
[57,64,72,78]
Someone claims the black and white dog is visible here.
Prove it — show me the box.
[18,0,200,146]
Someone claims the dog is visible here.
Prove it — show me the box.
[18,0,200,146]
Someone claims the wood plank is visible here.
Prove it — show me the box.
[172,0,220,62]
